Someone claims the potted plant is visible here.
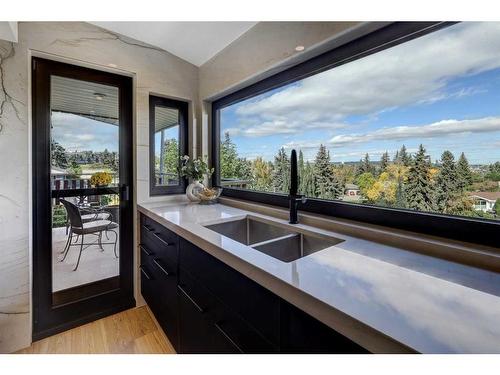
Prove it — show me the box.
[179,155,214,202]
[90,171,113,187]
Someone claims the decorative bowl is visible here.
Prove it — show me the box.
[196,187,222,205]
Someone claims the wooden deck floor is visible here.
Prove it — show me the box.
[17,306,176,354]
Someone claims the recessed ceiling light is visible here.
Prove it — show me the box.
[93,93,106,101]
[295,45,305,52]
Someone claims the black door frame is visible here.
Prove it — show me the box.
[32,57,135,340]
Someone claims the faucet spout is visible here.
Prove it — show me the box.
[289,149,307,224]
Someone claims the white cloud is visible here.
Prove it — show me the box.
[74,134,96,141]
[328,116,500,146]
[226,120,346,138]
[228,22,500,138]
[51,112,118,151]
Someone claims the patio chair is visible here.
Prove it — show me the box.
[60,199,119,271]
[64,202,111,235]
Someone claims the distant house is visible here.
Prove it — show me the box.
[343,183,362,202]
[469,192,500,213]
[51,166,69,181]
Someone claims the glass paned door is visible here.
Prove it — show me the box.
[50,76,122,304]
[32,57,134,339]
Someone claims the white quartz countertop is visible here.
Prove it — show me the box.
[137,201,500,353]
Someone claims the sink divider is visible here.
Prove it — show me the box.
[250,233,300,249]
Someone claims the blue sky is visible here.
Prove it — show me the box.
[154,125,179,156]
[221,22,500,165]
[51,112,119,152]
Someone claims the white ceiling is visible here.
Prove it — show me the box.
[91,22,257,66]
[0,22,18,42]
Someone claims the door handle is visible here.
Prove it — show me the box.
[139,244,153,256]
[152,258,170,276]
[142,224,153,232]
[214,321,244,353]
[152,232,174,247]
[139,266,152,280]
[121,184,130,202]
[178,285,204,313]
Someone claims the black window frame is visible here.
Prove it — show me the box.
[149,95,189,196]
[211,21,500,249]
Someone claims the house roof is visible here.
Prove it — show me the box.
[51,166,68,175]
[345,183,360,190]
[469,192,500,202]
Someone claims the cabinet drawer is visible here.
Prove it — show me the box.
[179,238,281,346]
[150,262,179,350]
[280,301,369,353]
[210,301,277,353]
[178,269,276,353]
[140,256,179,351]
[178,283,240,354]
[141,214,178,244]
[139,230,179,351]
[139,263,158,312]
[140,215,178,265]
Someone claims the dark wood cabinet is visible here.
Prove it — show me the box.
[280,301,369,353]
[139,215,179,351]
[140,213,369,354]
[178,273,242,353]
[179,238,281,347]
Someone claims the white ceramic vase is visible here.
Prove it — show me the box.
[186,180,204,202]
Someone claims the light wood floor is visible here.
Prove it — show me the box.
[16,306,176,354]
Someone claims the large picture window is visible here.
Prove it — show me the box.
[213,22,500,247]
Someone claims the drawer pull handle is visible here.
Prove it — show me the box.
[215,322,244,353]
[152,232,174,247]
[178,285,204,313]
[139,266,152,280]
[142,224,154,232]
[152,258,170,276]
[139,244,153,256]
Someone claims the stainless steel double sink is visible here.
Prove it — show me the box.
[204,216,344,262]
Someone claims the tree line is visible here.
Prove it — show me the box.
[220,132,499,219]
[51,140,119,175]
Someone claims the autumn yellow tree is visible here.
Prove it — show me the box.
[251,157,273,191]
[366,164,409,205]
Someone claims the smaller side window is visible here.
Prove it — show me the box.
[149,95,188,195]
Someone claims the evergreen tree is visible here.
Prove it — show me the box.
[358,153,374,175]
[436,150,458,212]
[220,132,240,179]
[405,144,434,211]
[486,162,500,181]
[456,152,473,191]
[313,144,343,199]
[298,150,305,193]
[395,176,406,208]
[393,150,400,163]
[380,151,390,173]
[239,158,253,182]
[272,147,290,193]
[302,161,316,197]
[51,140,69,169]
[397,145,411,166]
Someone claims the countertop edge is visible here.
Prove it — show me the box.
[137,203,416,354]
